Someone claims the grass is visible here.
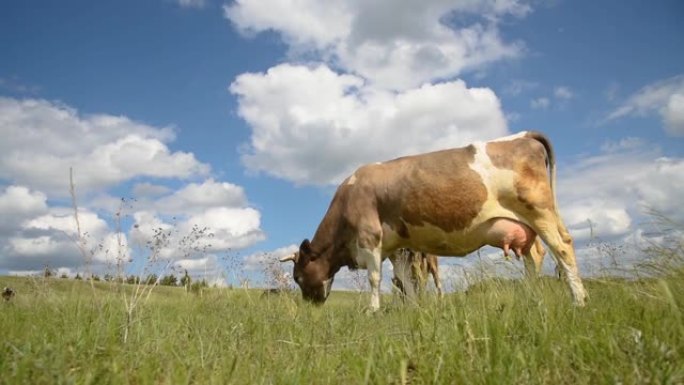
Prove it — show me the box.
[1,269,683,384]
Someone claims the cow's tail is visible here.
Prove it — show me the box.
[524,131,559,212]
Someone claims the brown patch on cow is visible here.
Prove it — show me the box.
[397,145,487,232]
[486,139,554,210]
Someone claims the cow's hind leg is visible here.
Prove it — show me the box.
[390,253,418,302]
[526,211,588,306]
[522,237,545,278]
[430,262,444,298]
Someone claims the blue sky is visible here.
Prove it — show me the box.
[1,0,683,290]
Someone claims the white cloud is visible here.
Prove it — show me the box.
[129,211,173,249]
[557,139,684,242]
[130,206,265,260]
[231,63,508,185]
[530,97,549,109]
[154,179,248,215]
[226,0,529,90]
[1,205,129,271]
[21,209,129,266]
[226,0,350,49]
[175,255,218,272]
[183,207,265,250]
[0,97,210,196]
[226,1,526,186]
[606,74,684,136]
[25,209,109,238]
[0,98,264,273]
[132,182,171,198]
[0,186,48,231]
[562,199,632,240]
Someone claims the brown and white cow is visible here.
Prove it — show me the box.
[280,131,587,310]
[390,248,443,299]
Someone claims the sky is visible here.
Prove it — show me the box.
[1,0,683,291]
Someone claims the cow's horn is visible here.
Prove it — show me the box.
[279,252,297,263]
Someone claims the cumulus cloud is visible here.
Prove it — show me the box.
[226,1,528,186]
[153,179,247,215]
[0,97,210,196]
[184,207,265,250]
[557,138,684,241]
[0,97,265,273]
[129,207,264,260]
[127,178,264,260]
[132,182,172,198]
[606,74,684,136]
[175,255,218,273]
[231,63,508,185]
[226,0,529,90]
[1,205,129,271]
[0,186,48,232]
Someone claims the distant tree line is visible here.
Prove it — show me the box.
[49,268,209,289]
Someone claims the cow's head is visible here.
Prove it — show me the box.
[279,239,333,304]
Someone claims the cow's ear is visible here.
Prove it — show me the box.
[299,239,312,263]
[300,239,311,253]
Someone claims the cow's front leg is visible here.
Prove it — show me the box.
[358,246,383,312]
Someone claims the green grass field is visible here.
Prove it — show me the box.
[1,267,683,384]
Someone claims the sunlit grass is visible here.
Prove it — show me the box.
[2,261,683,385]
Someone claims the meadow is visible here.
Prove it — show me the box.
[1,260,683,385]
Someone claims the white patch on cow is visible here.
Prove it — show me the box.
[490,131,527,142]
[554,256,588,305]
[355,243,383,311]
[322,277,332,299]
[346,173,357,185]
[469,142,493,182]
[468,142,524,225]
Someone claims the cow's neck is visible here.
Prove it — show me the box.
[309,200,354,273]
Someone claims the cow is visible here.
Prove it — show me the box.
[280,131,588,311]
[2,287,16,301]
[390,248,443,299]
